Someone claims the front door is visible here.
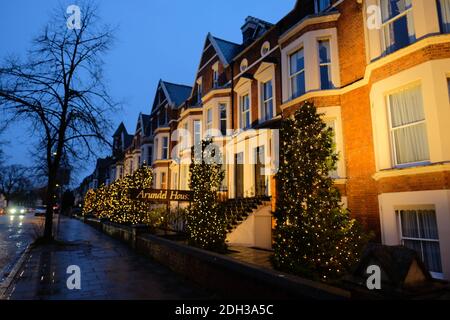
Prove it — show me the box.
[235,153,244,198]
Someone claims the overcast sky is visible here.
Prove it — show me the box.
[0,0,295,185]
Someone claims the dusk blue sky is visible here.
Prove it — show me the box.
[0,0,295,185]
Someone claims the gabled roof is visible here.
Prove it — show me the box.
[210,35,242,66]
[162,81,192,107]
[151,80,192,112]
[113,122,128,137]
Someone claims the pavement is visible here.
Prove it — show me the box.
[2,216,214,300]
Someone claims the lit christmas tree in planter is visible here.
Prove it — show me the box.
[273,102,370,281]
[187,139,227,253]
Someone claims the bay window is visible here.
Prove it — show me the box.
[162,136,169,160]
[206,108,213,132]
[388,85,429,166]
[438,0,450,33]
[397,207,443,278]
[194,120,201,145]
[261,80,274,122]
[289,48,305,99]
[240,94,251,129]
[380,0,415,55]
[318,39,332,90]
[219,103,227,136]
[161,172,167,190]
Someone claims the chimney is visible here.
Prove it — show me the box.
[241,16,259,44]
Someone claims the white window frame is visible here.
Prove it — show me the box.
[396,205,443,279]
[289,48,305,100]
[162,136,169,160]
[240,94,251,129]
[386,84,430,168]
[379,0,415,54]
[318,38,333,90]
[194,120,202,145]
[261,80,274,122]
[206,108,213,132]
[219,103,228,136]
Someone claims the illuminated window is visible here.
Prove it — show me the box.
[161,172,167,189]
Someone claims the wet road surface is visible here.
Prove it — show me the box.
[0,213,43,280]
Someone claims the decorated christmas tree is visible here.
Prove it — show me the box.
[273,102,369,281]
[187,139,227,252]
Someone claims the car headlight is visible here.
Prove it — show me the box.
[9,208,17,214]
[20,209,25,214]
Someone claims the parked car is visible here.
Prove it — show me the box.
[34,205,47,217]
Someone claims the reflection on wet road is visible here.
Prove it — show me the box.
[0,214,43,279]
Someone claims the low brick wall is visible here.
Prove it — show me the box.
[81,218,350,300]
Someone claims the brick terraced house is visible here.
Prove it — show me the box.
[81,0,450,279]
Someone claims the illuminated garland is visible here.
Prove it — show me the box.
[187,139,227,253]
[82,166,162,227]
[272,102,371,281]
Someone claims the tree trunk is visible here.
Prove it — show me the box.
[43,170,57,241]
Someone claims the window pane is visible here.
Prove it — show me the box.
[381,0,412,21]
[389,86,425,127]
[317,0,331,12]
[291,72,305,98]
[393,123,429,164]
[263,81,273,100]
[422,241,443,273]
[318,40,331,64]
[400,210,420,238]
[320,65,332,90]
[418,210,439,240]
[438,0,450,33]
[290,49,304,75]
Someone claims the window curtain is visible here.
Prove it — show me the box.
[389,85,429,164]
[438,0,450,33]
[400,209,442,274]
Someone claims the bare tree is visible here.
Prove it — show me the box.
[0,165,28,208]
[0,3,116,241]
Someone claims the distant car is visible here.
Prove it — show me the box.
[34,205,47,217]
[7,206,26,215]
[0,208,5,216]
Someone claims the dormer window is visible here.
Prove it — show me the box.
[197,78,203,104]
[315,0,331,13]
[212,63,219,88]
[240,59,248,73]
[261,41,271,57]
